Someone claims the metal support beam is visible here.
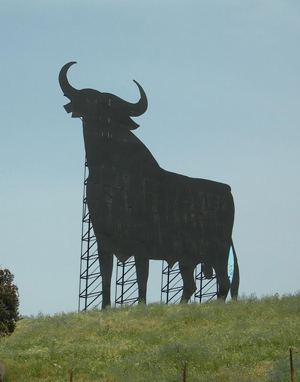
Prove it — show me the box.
[78,160,102,311]
[115,257,139,306]
[194,264,218,303]
[161,262,183,304]
[161,262,218,304]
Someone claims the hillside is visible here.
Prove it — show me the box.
[0,294,299,381]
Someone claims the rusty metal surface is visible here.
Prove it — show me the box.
[59,62,239,307]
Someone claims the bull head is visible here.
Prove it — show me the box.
[59,61,148,129]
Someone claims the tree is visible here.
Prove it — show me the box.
[0,268,20,335]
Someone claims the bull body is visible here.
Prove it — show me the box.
[59,62,239,308]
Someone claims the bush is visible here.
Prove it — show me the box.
[0,268,20,336]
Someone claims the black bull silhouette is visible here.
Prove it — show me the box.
[59,62,239,308]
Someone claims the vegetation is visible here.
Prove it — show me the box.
[0,268,20,336]
[0,294,299,381]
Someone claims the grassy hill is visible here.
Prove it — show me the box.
[0,294,300,381]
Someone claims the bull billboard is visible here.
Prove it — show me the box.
[59,62,239,308]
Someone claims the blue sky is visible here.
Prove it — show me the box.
[1,0,300,316]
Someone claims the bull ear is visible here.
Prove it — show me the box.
[59,62,79,97]
[123,117,140,130]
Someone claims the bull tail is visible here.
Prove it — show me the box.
[230,240,239,299]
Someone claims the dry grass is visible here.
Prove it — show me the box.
[0,294,299,381]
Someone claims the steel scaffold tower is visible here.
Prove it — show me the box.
[194,264,218,303]
[78,161,102,311]
[115,257,139,306]
[160,262,183,304]
[161,262,218,304]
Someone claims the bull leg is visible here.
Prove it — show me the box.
[135,257,149,303]
[214,253,230,300]
[98,251,113,309]
[179,263,196,303]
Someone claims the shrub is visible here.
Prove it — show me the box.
[0,268,20,336]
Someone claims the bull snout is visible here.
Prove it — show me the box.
[63,102,72,114]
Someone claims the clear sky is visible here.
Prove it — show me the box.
[1,0,299,317]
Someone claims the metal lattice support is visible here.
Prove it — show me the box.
[161,262,219,304]
[78,161,102,311]
[194,264,218,303]
[79,160,140,311]
[115,257,139,306]
[161,262,183,304]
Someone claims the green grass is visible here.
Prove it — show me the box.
[0,294,300,381]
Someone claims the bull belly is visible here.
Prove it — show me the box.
[86,179,232,266]
[89,211,229,268]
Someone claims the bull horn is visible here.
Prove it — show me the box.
[59,61,78,96]
[125,80,148,117]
